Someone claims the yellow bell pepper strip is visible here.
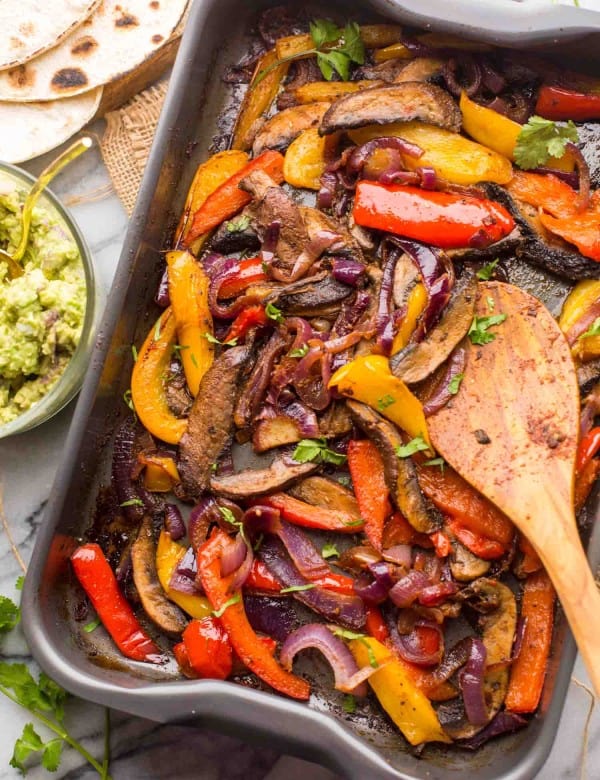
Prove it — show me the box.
[175,150,249,250]
[373,42,412,62]
[459,92,574,170]
[559,280,600,335]
[348,121,513,186]
[183,150,285,248]
[283,127,334,190]
[131,308,187,445]
[293,80,378,104]
[392,282,428,354]
[558,279,600,361]
[166,250,214,397]
[156,530,213,620]
[329,354,432,448]
[352,181,515,249]
[197,529,311,700]
[275,25,404,61]
[138,454,181,492]
[349,637,451,744]
[232,49,289,151]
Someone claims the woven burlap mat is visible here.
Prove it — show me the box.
[100,79,169,215]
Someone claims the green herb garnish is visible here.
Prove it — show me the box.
[321,543,340,559]
[120,498,144,508]
[292,438,347,465]
[448,373,464,395]
[83,618,101,634]
[476,258,499,281]
[468,314,507,346]
[131,345,138,362]
[280,584,317,594]
[377,394,396,411]
[123,389,135,412]
[395,435,429,458]
[342,694,357,713]
[580,317,600,339]
[154,318,162,341]
[212,593,242,618]
[203,332,238,347]
[0,595,20,632]
[265,302,284,323]
[218,506,249,545]
[225,215,251,233]
[15,576,24,592]
[514,116,578,169]
[423,457,445,472]
[333,629,378,668]
[289,344,309,358]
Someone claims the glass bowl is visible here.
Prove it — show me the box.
[0,161,103,439]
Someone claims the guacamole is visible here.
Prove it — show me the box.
[0,183,86,426]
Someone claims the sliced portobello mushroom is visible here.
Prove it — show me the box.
[267,271,353,317]
[390,270,477,385]
[289,476,361,519]
[484,183,600,280]
[346,399,440,533]
[442,578,517,740]
[253,415,303,453]
[393,57,445,84]
[318,401,353,438]
[179,345,252,499]
[252,102,330,156]
[208,211,260,254]
[319,82,462,136]
[210,453,318,499]
[234,331,289,430]
[131,516,188,635]
[449,537,491,582]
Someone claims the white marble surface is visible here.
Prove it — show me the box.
[0,136,598,780]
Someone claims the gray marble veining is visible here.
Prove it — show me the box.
[0,143,597,780]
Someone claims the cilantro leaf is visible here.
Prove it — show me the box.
[423,457,445,472]
[289,344,309,358]
[131,344,138,362]
[10,722,44,774]
[36,674,67,722]
[309,18,341,48]
[15,576,24,591]
[203,331,238,347]
[448,373,464,395]
[377,394,396,411]
[468,314,507,345]
[212,593,241,618]
[476,258,499,281]
[0,595,20,632]
[280,584,316,594]
[317,50,351,81]
[343,693,357,713]
[321,543,339,559]
[340,22,365,65]
[41,739,63,772]
[514,116,578,169]
[337,475,351,487]
[265,302,284,323]
[333,629,378,667]
[83,618,101,634]
[292,438,347,465]
[225,215,251,233]
[395,435,429,458]
[120,498,144,508]
[580,317,600,339]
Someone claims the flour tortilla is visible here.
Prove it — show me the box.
[0,88,101,162]
[0,0,188,102]
[0,0,101,71]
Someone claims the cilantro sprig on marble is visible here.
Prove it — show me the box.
[255,19,365,86]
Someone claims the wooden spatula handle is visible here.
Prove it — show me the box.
[535,521,600,695]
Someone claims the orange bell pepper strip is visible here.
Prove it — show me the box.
[505,571,556,713]
[577,427,600,473]
[197,529,310,700]
[445,519,506,560]
[71,543,163,663]
[217,257,267,299]
[224,304,269,342]
[347,439,391,551]
[138,453,181,492]
[175,150,249,249]
[538,211,600,262]
[430,530,452,558]
[517,534,543,576]
[184,150,285,246]
[575,457,600,513]
[382,511,432,549]
[256,493,365,534]
[536,84,600,122]
[416,463,514,547]
[182,617,233,680]
[352,181,515,249]
[131,308,187,445]
[166,250,214,396]
[507,170,578,217]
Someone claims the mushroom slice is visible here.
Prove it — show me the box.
[346,399,440,533]
[391,271,477,385]
[210,454,317,499]
[449,538,491,582]
[132,516,188,635]
[290,476,361,519]
[393,57,445,84]
[253,102,330,155]
[319,82,462,136]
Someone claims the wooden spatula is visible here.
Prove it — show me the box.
[427,281,600,694]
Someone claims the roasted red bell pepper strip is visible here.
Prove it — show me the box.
[505,571,556,713]
[182,616,233,680]
[185,150,285,245]
[217,257,267,299]
[445,519,506,560]
[173,641,196,678]
[257,493,365,533]
[517,534,542,576]
[347,439,391,551]
[197,530,310,700]
[352,181,515,249]
[382,511,432,548]
[224,304,269,342]
[245,559,282,592]
[71,543,163,663]
[536,84,600,122]
[365,605,389,642]
[575,457,600,513]
[577,427,600,473]
[430,530,452,558]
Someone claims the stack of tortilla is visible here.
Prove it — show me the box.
[0,0,188,162]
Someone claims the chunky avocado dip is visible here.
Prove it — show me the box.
[0,184,85,426]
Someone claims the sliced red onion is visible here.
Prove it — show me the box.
[164,504,185,541]
[293,345,332,411]
[423,347,468,416]
[511,616,528,662]
[188,496,219,552]
[330,290,372,372]
[242,504,281,534]
[260,220,281,268]
[221,532,248,577]
[417,166,437,191]
[154,268,170,307]
[389,571,431,608]
[379,170,421,186]
[317,170,338,211]
[348,136,423,176]
[235,331,289,428]
[354,561,396,605]
[280,624,368,696]
[459,638,489,726]
[382,545,412,568]
[286,229,341,282]
[397,621,444,667]
[200,252,227,277]
[229,539,254,592]
[258,537,366,630]
[286,317,314,352]
[480,61,506,94]
[530,166,578,189]
[331,258,366,287]
[433,637,472,684]
[443,56,482,97]
[376,248,399,355]
[458,711,527,750]
[566,299,600,346]
[282,399,320,437]
[324,327,376,355]
[209,255,262,318]
[278,522,332,581]
[243,595,298,643]
[566,141,591,212]
[418,581,458,607]
[112,419,145,523]
[169,547,201,595]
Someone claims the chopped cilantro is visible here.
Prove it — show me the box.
[212,593,241,618]
[395,435,429,458]
[377,394,396,411]
[514,116,578,169]
[292,438,347,466]
[280,584,317,594]
[265,302,284,323]
[476,258,499,281]
[580,317,600,339]
[468,314,507,346]
[448,373,464,395]
[321,543,340,559]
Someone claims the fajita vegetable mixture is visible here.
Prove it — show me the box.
[71,7,600,752]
